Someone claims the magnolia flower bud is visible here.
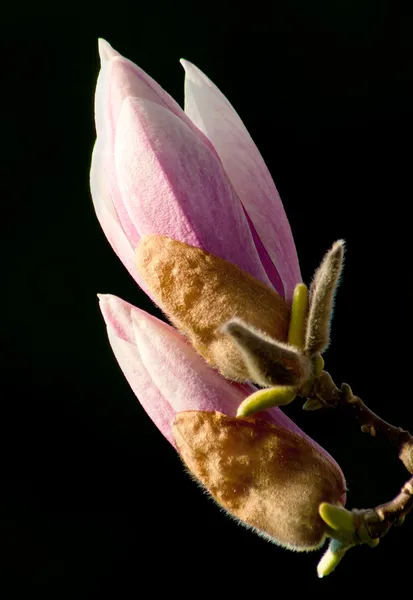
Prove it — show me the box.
[137,234,310,386]
[173,410,346,550]
[92,42,348,563]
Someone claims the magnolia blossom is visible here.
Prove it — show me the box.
[90,39,300,302]
[91,39,346,552]
[99,294,322,449]
[99,294,345,550]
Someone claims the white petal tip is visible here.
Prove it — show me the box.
[179,58,197,75]
[97,293,117,313]
[98,38,118,63]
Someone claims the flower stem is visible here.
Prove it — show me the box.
[309,369,413,575]
[308,370,413,474]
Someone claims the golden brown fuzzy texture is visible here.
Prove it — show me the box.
[136,235,291,382]
[306,240,345,356]
[173,411,345,550]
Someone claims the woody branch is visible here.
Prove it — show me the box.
[308,369,413,539]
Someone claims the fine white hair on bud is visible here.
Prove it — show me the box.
[136,235,292,383]
[306,240,345,356]
[221,318,311,388]
[173,410,346,551]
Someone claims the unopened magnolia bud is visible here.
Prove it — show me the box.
[136,235,290,383]
[173,410,346,550]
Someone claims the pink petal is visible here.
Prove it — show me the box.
[99,294,255,445]
[181,60,302,302]
[98,294,346,487]
[90,139,157,301]
[113,97,272,284]
[92,40,218,252]
[92,41,273,289]
[96,40,217,151]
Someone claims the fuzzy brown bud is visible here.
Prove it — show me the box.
[136,235,291,383]
[173,410,346,550]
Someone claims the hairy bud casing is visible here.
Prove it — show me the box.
[173,410,346,550]
[136,235,292,383]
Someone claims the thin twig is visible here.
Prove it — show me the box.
[308,371,413,575]
[308,370,413,474]
[354,476,413,541]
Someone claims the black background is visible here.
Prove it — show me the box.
[2,3,412,598]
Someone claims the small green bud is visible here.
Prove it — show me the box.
[302,398,324,411]
[288,283,308,349]
[237,386,296,417]
[317,539,350,578]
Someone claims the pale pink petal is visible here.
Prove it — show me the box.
[181,60,302,301]
[107,333,177,445]
[92,41,274,288]
[96,40,217,152]
[99,294,256,443]
[98,294,346,485]
[113,97,273,285]
[90,140,156,300]
[93,40,219,253]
